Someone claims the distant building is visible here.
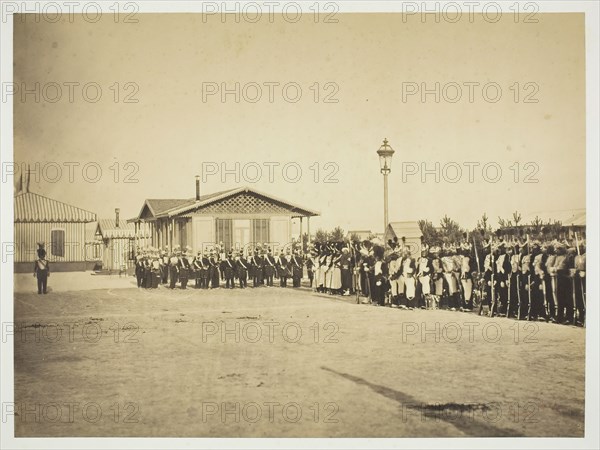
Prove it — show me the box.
[503,208,586,239]
[130,182,319,254]
[14,192,96,272]
[384,221,423,255]
[95,209,150,273]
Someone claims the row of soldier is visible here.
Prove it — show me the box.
[134,245,306,290]
[307,236,586,326]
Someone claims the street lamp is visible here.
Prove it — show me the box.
[376,138,395,235]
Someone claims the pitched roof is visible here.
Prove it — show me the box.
[14,192,96,223]
[132,186,319,220]
[387,221,423,238]
[96,218,150,239]
[131,188,238,221]
[166,186,320,218]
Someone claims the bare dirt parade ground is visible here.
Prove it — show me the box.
[13,273,585,438]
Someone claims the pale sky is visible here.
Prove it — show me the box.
[13,12,585,234]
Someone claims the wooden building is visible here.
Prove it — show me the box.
[95,209,150,273]
[130,183,319,255]
[14,192,97,272]
[385,221,423,255]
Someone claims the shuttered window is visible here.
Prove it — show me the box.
[215,218,233,251]
[51,229,65,257]
[252,219,270,244]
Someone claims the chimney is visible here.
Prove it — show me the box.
[195,175,200,201]
[115,208,120,228]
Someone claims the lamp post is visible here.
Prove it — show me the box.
[377,138,395,235]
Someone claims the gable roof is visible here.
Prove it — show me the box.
[132,186,319,220]
[96,218,150,239]
[131,188,239,221]
[387,221,423,239]
[14,192,96,223]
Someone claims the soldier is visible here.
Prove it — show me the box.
[329,247,342,294]
[209,250,221,289]
[254,247,265,287]
[494,242,511,315]
[278,250,291,287]
[135,250,145,288]
[263,248,276,287]
[506,244,521,318]
[143,250,152,289]
[150,249,161,289]
[305,249,315,288]
[431,246,444,309]
[317,246,328,293]
[33,242,50,295]
[549,242,573,324]
[178,247,191,289]
[169,247,180,289]
[222,251,236,289]
[388,251,402,306]
[519,241,533,320]
[482,241,496,315]
[339,247,353,296]
[544,243,557,321]
[370,245,388,306]
[531,241,549,321]
[416,244,433,309]
[160,247,170,284]
[291,248,304,288]
[459,242,474,311]
[200,250,211,289]
[441,246,459,310]
[236,251,249,288]
[574,240,586,325]
[193,251,203,288]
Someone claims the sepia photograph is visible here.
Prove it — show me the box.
[1,1,598,449]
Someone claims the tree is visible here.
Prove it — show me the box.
[314,229,330,243]
[349,232,361,243]
[330,226,345,242]
[439,215,464,243]
[418,220,439,245]
[512,211,522,227]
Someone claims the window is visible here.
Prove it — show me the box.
[252,219,270,244]
[215,218,233,251]
[51,229,65,257]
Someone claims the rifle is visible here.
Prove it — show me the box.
[473,237,485,316]
[489,238,497,317]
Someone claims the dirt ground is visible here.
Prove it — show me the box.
[13,278,585,437]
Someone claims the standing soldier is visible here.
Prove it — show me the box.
[441,246,459,310]
[371,245,388,306]
[482,241,496,315]
[135,250,145,288]
[291,248,304,288]
[305,249,315,288]
[263,248,276,287]
[431,246,444,309]
[193,251,203,288]
[236,251,249,288]
[209,250,221,288]
[388,251,401,306]
[178,247,191,289]
[549,242,573,324]
[459,242,474,311]
[151,249,161,289]
[544,243,557,321]
[34,242,50,295]
[254,247,265,287]
[416,245,433,309]
[143,250,152,289]
[278,249,291,287]
[519,241,532,320]
[494,242,510,315]
[340,247,353,296]
[506,244,521,318]
[160,248,169,285]
[574,239,586,325]
[222,251,236,289]
[169,247,180,289]
[200,250,211,289]
[531,241,549,321]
